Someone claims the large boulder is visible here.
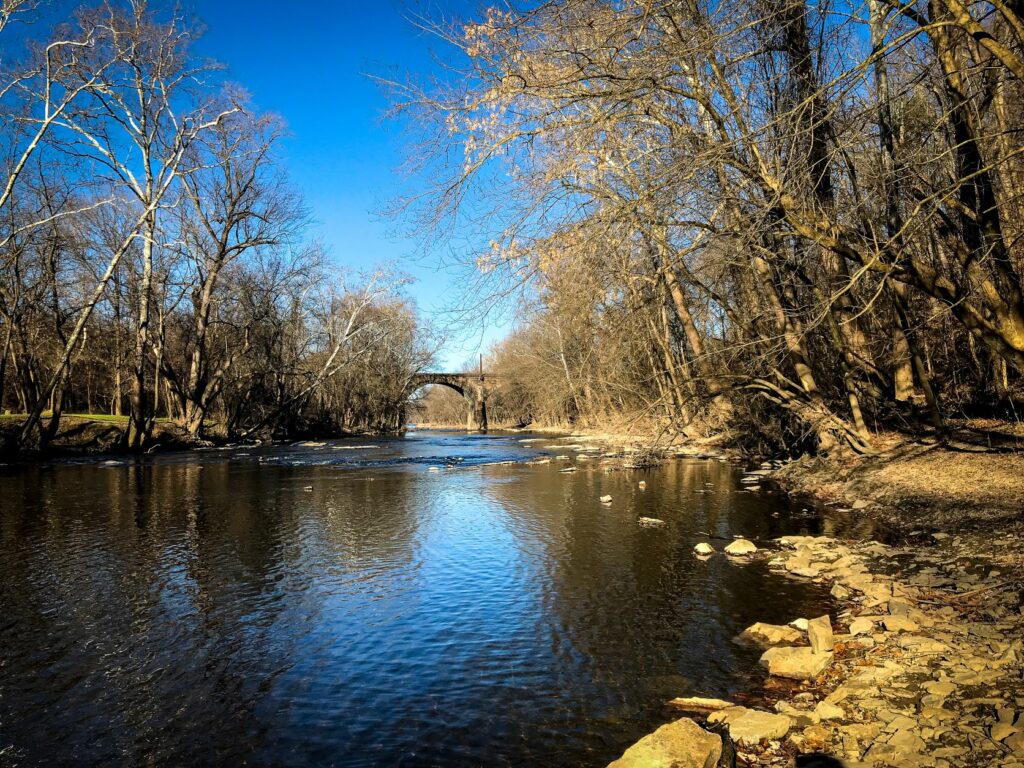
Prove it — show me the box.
[707,706,791,746]
[736,622,804,647]
[724,538,757,556]
[759,646,833,680]
[607,717,722,768]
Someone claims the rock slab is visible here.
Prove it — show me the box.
[607,717,722,768]
[760,646,833,680]
[807,615,834,654]
[707,706,791,746]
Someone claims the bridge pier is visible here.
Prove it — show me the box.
[464,383,488,433]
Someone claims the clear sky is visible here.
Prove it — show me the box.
[188,0,511,369]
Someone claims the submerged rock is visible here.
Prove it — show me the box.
[724,538,757,556]
[607,717,722,768]
[638,517,666,528]
[737,622,804,647]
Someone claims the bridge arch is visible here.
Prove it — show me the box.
[409,372,493,432]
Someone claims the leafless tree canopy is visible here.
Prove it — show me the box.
[400,0,1024,453]
[1,1,434,451]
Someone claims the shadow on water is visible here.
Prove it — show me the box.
[0,431,867,766]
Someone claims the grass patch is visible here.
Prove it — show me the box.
[0,412,171,424]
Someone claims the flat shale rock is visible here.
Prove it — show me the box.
[607,717,722,768]
[760,646,833,680]
[707,706,792,746]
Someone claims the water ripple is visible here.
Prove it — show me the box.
[0,431,835,767]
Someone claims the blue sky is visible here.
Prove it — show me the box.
[189,0,512,368]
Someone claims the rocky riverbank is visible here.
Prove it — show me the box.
[608,525,1024,767]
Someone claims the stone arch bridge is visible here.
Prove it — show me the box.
[410,372,498,432]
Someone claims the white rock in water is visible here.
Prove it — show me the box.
[638,517,666,527]
[638,480,647,490]
[724,538,757,556]
[694,542,715,556]
[600,494,613,504]
[303,486,313,492]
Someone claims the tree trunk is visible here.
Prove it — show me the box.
[127,211,156,451]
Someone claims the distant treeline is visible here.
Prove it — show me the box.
[401,0,1024,453]
[1,1,432,451]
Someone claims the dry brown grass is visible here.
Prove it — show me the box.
[778,431,1024,532]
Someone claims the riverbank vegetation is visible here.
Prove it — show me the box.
[0,1,433,453]
[400,0,1024,456]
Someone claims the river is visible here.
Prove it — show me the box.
[0,430,839,766]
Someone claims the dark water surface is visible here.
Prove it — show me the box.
[1,431,835,767]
